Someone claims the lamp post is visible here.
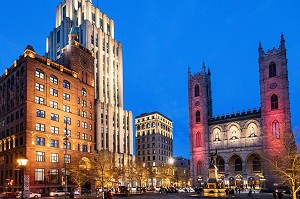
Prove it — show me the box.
[17,155,28,199]
[63,121,69,199]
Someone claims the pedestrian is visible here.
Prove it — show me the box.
[277,192,283,199]
[273,191,277,199]
[248,188,253,198]
[238,188,241,194]
[107,190,112,199]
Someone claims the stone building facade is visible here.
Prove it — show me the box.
[188,35,292,189]
[0,32,95,193]
[46,0,134,165]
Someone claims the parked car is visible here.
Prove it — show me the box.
[28,192,41,198]
[81,188,91,195]
[49,190,70,197]
[177,188,185,193]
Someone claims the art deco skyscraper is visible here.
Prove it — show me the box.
[46,0,133,165]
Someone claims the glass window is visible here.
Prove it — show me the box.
[217,159,225,172]
[82,122,87,129]
[36,151,45,162]
[272,121,280,138]
[82,111,87,118]
[50,139,59,148]
[82,145,87,152]
[253,157,261,172]
[64,129,71,137]
[36,109,45,118]
[35,96,44,105]
[50,75,58,84]
[82,88,87,96]
[50,88,58,97]
[49,169,59,183]
[64,116,71,125]
[63,105,70,112]
[64,142,71,149]
[269,62,277,78]
[63,80,70,89]
[35,83,44,92]
[271,94,278,110]
[82,100,87,107]
[51,113,59,121]
[196,111,201,123]
[36,137,45,146]
[64,154,71,163]
[63,93,70,101]
[50,126,59,134]
[35,168,44,183]
[36,123,45,132]
[82,133,88,140]
[195,84,200,97]
[50,101,58,109]
[50,153,59,163]
[36,69,44,79]
[235,158,242,172]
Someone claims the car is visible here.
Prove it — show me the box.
[177,188,185,193]
[80,188,91,195]
[28,192,41,198]
[49,190,70,197]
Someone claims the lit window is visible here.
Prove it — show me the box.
[50,88,58,97]
[63,93,70,101]
[82,100,87,107]
[63,105,70,112]
[35,83,44,92]
[50,75,58,84]
[36,151,45,162]
[64,154,71,163]
[36,123,45,132]
[50,101,58,109]
[82,145,87,152]
[82,122,87,129]
[36,109,45,118]
[82,111,87,118]
[64,128,71,137]
[50,153,59,163]
[50,126,59,134]
[82,88,87,96]
[64,142,71,149]
[64,116,71,125]
[82,133,88,140]
[35,168,45,184]
[35,96,44,105]
[50,139,59,148]
[36,69,44,79]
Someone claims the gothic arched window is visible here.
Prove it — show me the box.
[196,111,201,123]
[218,159,225,173]
[272,120,280,138]
[269,62,277,78]
[195,84,200,97]
[196,131,202,147]
[271,94,278,110]
[252,157,261,172]
[235,158,242,172]
[197,161,203,175]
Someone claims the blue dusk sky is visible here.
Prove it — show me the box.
[0,1,299,159]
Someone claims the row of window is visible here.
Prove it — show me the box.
[35,96,92,108]
[136,122,171,131]
[36,152,71,163]
[36,136,90,151]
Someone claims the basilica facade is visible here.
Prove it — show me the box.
[188,35,292,189]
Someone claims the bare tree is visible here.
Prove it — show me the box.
[264,128,300,199]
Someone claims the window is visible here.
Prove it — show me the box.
[36,137,45,146]
[64,154,71,163]
[63,105,70,112]
[217,159,225,173]
[49,169,59,183]
[36,152,45,162]
[235,158,242,172]
[57,30,61,43]
[50,101,58,109]
[35,96,44,105]
[36,109,45,118]
[50,113,59,121]
[269,62,277,78]
[253,157,261,172]
[35,168,44,183]
[64,142,71,149]
[197,161,202,175]
[64,116,71,125]
[82,145,87,152]
[82,122,87,129]
[196,131,202,147]
[50,126,59,134]
[36,69,44,79]
[50,75,58,84]
[50,139,59,148]
[82,88,87,96]
[35,83,44,92]
[64,129,71,137]
[196,111,201,123]
[272,120,280,138]
[50,88,58,97]
[82,133,88,140]
[63,93,70,101]
[195,84,200,97]
[50,153,59,163]
[36,123,45,132]
[63,80,70,89]
[82,111,87,118]
[271,94,278,110]
[82,100,87,107]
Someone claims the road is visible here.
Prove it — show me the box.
[41,192,292,199]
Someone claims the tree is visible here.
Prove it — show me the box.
[264,129,300,199]
[174,167,190,187]
[157,163,174,187]
[68,157,91,191]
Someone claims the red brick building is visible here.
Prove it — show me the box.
[0,32,95,193]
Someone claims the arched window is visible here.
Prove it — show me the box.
[82,88,87,96]
[269,62,277,78]
[196,131,202,147]
[50,75,58,84]
[197,161,203,175]
[272,120,280,138]
[63,80,70,89]
[196,111,201,123]
[271,94,278,110]
[235,158,242,172]
[252,157,261,172]
[217,159,225,173]
[36,68,44,79]
[194,84,200,97]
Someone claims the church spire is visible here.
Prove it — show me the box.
[280,33,286,51]
[258,41,264,58]
[202,61,206,72]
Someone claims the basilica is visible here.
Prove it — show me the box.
[188,35,292,189]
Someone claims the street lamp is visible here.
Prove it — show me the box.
[63,121,69,199]
[17,155,28,199]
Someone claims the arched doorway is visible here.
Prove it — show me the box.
[248,177,255,189]
[236,174,243,188]
[229,177,235,188]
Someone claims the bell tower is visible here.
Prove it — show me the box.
[188,62,212,185]
[259,34,292,157]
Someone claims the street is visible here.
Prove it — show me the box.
[40,192,292,199]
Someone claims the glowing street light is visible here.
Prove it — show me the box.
[17,155,28,199]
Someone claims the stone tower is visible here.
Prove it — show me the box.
[259,34,292,158]
[188,62,212,185]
